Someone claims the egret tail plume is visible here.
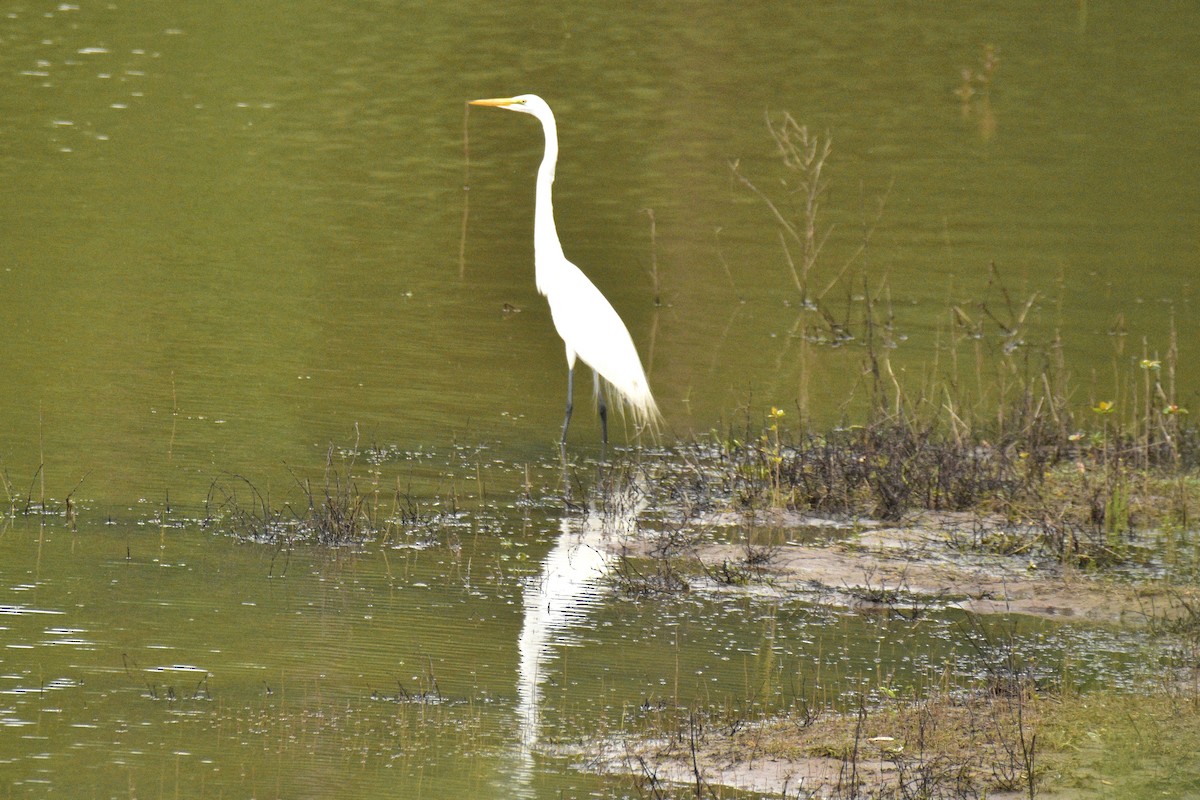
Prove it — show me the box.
[610,375,661,437]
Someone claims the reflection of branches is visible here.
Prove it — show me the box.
[713,227,739,297]
[767,113,832,301]
[980,261,1038,354]
[730,159,796,241]
[641,208,662,307]
[731,115,891,318]
[734,113,897,407]
[703,228,747,387]
[730,113,832,305]
[459,102,472,279]
[826,175,893,302]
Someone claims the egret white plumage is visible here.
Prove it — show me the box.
[468,94,660,455]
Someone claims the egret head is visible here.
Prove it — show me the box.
[468,94,550,119]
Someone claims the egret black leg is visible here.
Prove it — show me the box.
[560,366,575,461]
[594,372,608,446]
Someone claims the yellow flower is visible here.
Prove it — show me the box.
[1140,359,1161,370]
[769,406,786,419]
[1092,401,1115,415]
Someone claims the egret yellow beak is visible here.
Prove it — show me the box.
[468,97,521,108]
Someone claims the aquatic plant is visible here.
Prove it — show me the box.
[722,110,1198,567]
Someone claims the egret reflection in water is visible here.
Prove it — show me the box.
[515,484,646,759]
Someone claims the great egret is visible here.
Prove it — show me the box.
[468,94,660,455]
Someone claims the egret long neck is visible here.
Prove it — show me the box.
[533,111,565,292]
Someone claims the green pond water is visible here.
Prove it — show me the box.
[0,492,1160,798]
[1,1,1198,796]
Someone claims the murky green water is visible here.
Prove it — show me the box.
[1,499,1157,798]
[1,2,1197,796]
[2,1,1198,506]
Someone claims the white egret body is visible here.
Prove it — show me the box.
[469,94,660,452]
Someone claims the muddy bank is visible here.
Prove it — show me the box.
[567,689,1042,800]
[580,505,1197,797]
[624,509,1184,626]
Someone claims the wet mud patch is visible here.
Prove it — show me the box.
[570,688,1046,799]
[623,508,1188,627]
[572,498,1200,798]
[565,683,1200,800]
